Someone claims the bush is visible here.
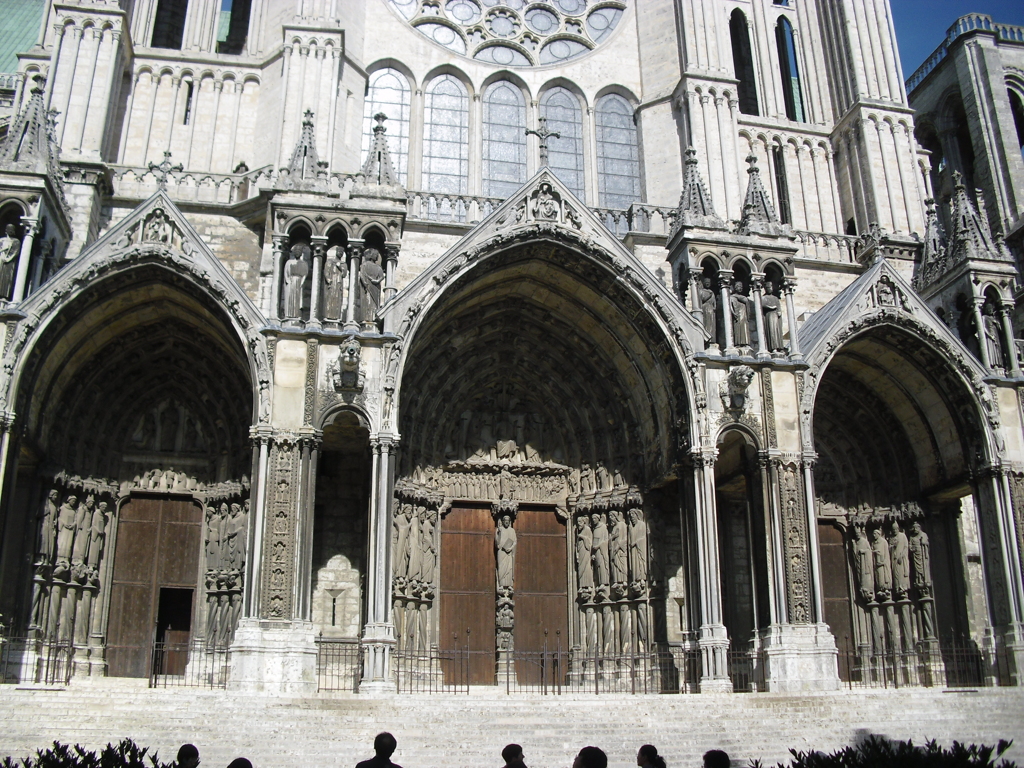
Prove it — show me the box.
[1,739,175,768]
[751,736,1017,768]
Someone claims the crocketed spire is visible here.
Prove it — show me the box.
[947,171,1007,263]
[914,198,948,288]
[286,109,325,182]
[0,77,68,211]
[670,146,724,234]
[737,154,786,236]
[360,112,400,187]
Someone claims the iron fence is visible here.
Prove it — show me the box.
[0,635,73,685]
[836,640,1014,689]
[315,637,362,692]
[149,639,229,689]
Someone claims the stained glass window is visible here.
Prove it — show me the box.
[595,94,640,209]
[362,68,410,184]
[482,82,527,199]
[422,74,470,195]
[776,17,806,123]
[540,87,585,201]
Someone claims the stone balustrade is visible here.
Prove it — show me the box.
[907,14,1024,93]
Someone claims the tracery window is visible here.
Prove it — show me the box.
[482,81,527,199]
[540,87,585,201]
[730,9,759,116]
[776,17,806,122]
[1009,88,1024,159]
[151,0,188,49]
[772,145,792,224]
[362,68,411,185]
[595,94,641,209]
[422,75,470,195]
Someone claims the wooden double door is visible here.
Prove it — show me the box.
[439,505,567,685]
[106,495,202,678]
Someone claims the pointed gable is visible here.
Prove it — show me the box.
[671,146,725,234]
[737,154,786,237]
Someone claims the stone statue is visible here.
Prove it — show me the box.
[761,281,785,352]
[392,503,414,583]
[627,508,648,583]
[730,281,751,347]
[206,503,224,569]
[888,520,910,599]
[37,488,58,561]
[225,502,244,569]
[359,247,385,324]
[86,501,108,569]
[55,494,79,566]
[908,521,932,588]
[0,223,21,301]
[532,182,559,220]
[419,510,436,587]
[494,513,517,590]
[407,505,424,584]
[982,303,1004,369]
[71,495,93,567]
[850,525,874,602]
[591,511,610,589]
[870,527,892,599]
[283,243,310,318]
[575,515,593,591]
[496,598,514,650]
[699,277,717,344]
[609,509,628,589]
[323,245,347,320]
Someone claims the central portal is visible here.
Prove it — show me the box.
[438,504,567,685]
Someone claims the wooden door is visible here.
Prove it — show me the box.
[107,495,202,678]
[439,505,495,685]
[514,508,568,684]
[818,521,854,680]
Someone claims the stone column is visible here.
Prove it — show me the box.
[783,278,801,359]
[384,244,400,303]
[12,218,39,304]
[345,243,363,331]
[309,238,326,327]
[718,270,734,353]
[999,305,1020,377]
[361,435,399,691]
[751,274,769,359]
[270,235,287,322]
[691,451,731,691]
[972,297,992,370]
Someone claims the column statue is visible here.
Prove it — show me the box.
[419,510,437,589]
[908,521,932,589]
[627,507,648,584]
[283,243,310,319]
[72,495,94,567]
[0,223,21,301]
[494,513,517,591]
[323,245,347,321]
[699,277,717,344]
[55,494,79,567]
[590,511,610,591]
[86,501,108,570]
[205,503,224,570]
[870,527,892,600]
[761,281,785,352]
[392,502,413,585]
[730,281,751,347]
[406,506,424,585]
[237,499,250,567]
[37,488,58,561]
[982,303,1005,369]
[224,503,243,569]
[850,524,874,602]
[608,509,628,591]
[575,515,594,593]
[359,247,385,324]
[888,520,910,599]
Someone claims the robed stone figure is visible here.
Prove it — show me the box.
[851,525,874,602]
[609,509,628,587]
[698,277,717,344]
[888,521,910,599]
[871,527,892,599]
[761,281,785,352]
[0,224,21,301]
[323,245,347,320]
[575,515,594,590]
[627,508,648,584]
[283,243,310,319]
[360,247,385,324]
[730,281,751,346]
[495,514,517,590]
[591,512,610,589]
[982,303,1004,369]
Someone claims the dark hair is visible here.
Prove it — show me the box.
[577,747,608,768]
[176,746,199,765]
[638,745,666,768]
[703,750,730,768]
[226,760,252,768]
[374,733,397,759]
[502,744,523,764]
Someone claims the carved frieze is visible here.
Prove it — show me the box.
[776,460,811,623]
[262,441,301,619]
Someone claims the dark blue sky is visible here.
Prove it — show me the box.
[892,1,1024,78]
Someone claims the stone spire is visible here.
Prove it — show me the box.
[0,78,68,211]
[914,198,948,289]
[737,154,786,236]
[286,109,326,183]
[360,112,400,187]
[947,171,1009,263]
[671,147,724,233]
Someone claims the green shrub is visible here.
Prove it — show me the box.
[1,739,175,768]
[750,736,1016,768]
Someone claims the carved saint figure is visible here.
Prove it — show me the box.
[627,508,648,583]
[908,521,932,589]
[419,511,437,587]
[206,503,224,569]
[870,527,892,599]
[888,520,910,599]
[407,505,424,584]
[87,501,108,569]
[237,499,250,567]
[283,243,310,318]
[0,223,21,301]
[37,488,58,561]
[575,515,594,590]
[494,514,517,590]
[392,503,414,583]
[55,494,80,565]
[982,303,1004,369]
[359,247,385,324]
[590,511,610,589]
[323,245,347,321]
[699,277,717,344]
[532,182,559,220]
[72,495,94,567]
[224,503,244,569]
[609,509,628,588]
[730,281,751,346]
[850,525,874,602]
[761,280,785,352]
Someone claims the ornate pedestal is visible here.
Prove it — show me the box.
[228,619,318,694]
[761,623,840,692]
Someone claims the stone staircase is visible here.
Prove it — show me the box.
[1,683,1023,768]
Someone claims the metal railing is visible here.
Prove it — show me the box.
[836,640,1015,690]
[149,639,230,689]
[0,636,73,686]
[315,636,362,692]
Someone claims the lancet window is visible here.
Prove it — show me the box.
[151,0,188,49]
[775,17,806,123]
[482,82,527,199]
[595,94,641,209]
[540,86,585,201]
[422,74,470,195]
[730,10,759,116]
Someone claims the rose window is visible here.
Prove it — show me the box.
[386,0,628,67]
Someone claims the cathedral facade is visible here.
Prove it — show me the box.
[0,0,1022,696]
